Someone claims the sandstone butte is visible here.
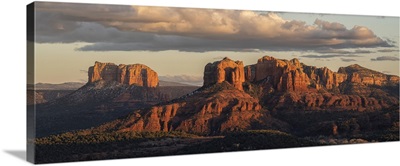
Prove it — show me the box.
[88,61,159,87]
[203,57,245,90]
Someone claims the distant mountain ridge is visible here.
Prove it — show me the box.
[158,80,198,87]
[28,82,85,90]
[29,80,196,91]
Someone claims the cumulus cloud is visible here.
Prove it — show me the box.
[341,58,357,62]
[159,75,203,86]
[371,56,400,61]
[34,2,393,52]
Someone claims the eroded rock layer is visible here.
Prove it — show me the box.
[88,61,159,87]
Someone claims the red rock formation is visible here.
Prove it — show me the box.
[265,91,395,112]
[244,65,255,82]
[86,56,399,136]
[88,61,158,87]
[303,66,347,90]
[203,57,245,90]
[249,57,398,92]
[253,56,310,92]
[88,62,118,83]
[99,86,264,134]
[388,75,399,83]
[338,64,399,86]
[349,73,362,83]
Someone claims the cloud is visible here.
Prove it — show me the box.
[159,75,203,86]
[315,49,374,54]
[377,49,399,52]
[301,54,361,58]
[354,50,374,54]
[34,2,393,52]
[315,49,352,54]
[341,58,357,62]
[315,58,332,61]
[314,19,346,31]
[371,56,400,61]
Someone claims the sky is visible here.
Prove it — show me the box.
[32,2,399,85]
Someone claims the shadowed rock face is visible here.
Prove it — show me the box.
[263,91,396,112]
[203,57,245,90]
[88,61,159,87]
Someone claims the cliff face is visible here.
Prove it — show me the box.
[244,65,256,81]
[88,61,159,87]
[338,64,399,86]
[303,66,347,90]
[248,56,310,92]
[245,56,399,91]
[242,56,399,112]
[203,57,245,90]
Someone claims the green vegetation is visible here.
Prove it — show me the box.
[222,130,318,149]
[36,131,198,145]
[271,108,398,137]
[178,130,319,154]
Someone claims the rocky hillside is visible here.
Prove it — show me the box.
[243,56,398,112]
[94,82,272,134]
[338,64,399,86]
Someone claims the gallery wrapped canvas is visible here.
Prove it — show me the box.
[27,1,399,164]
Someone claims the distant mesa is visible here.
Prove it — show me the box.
[88,61,159,87]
